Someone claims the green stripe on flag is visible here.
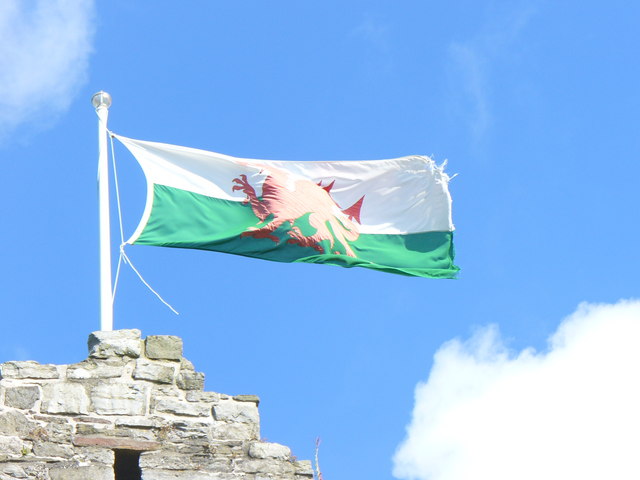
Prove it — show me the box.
[134,185,458,278]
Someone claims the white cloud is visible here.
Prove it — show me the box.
[0,0,95,140]
[393,300,640,480]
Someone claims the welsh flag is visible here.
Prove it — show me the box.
[115,135,458,278]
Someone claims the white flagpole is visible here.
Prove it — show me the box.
[91,91,113,331]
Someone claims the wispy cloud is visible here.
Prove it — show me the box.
[349,14,394,73]
[446,6,535,141]
[447,43,490,140]
[393,299,640,480]
[0,0,95,141]
[351,14,391,54]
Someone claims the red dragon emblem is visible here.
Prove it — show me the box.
[232,166,364,257]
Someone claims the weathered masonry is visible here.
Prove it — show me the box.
[0,330,313,480]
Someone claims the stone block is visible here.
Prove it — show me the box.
[19,463,50,479]
[72,446,114,464]
[88,329,142,359]
[0,361,59,379]
[48,465,114,480]
[67,360,125,379]
[0,464,27,478]
[180,358,195,371]
[73,436,160,450]
[234,457,296,476]
[151,385,181,398]
[32,441,74,458]
[233,394,260,405]
[25,425,49,442]
[152,396,211,417]
[4,386,40,410]
[140,470,230,480]
[186,391,219,403]
[91,384,146,415]
[159,421,210,442]
[207,442,237,456]
[114,425,157,441]
[0,435,24,456]
[294,460,314,477]
[41,421,72,444]
[210,421,259,441]
[249,441,291,460]
[73,415,112,424]
[140,451,231,472]
[145,336,183,360]
[41,383,89,415]
[75,422,113,436]
[133,360,176,384]
[176,370,205,390]
[115,417,159,429]
[212,400,259,424]
[28,419,72,444]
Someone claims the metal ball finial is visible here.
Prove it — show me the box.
[91,91,112,109]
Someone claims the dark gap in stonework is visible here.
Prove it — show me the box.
[114,449,142,480]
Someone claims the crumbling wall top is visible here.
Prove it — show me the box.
[0,329,312,480]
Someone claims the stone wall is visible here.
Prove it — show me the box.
[0,330,313,480]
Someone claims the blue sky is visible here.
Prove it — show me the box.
[1,2,639,479]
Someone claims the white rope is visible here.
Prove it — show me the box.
[112,252,124,301]
[107,131,179,315]
[120,244,180,315]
